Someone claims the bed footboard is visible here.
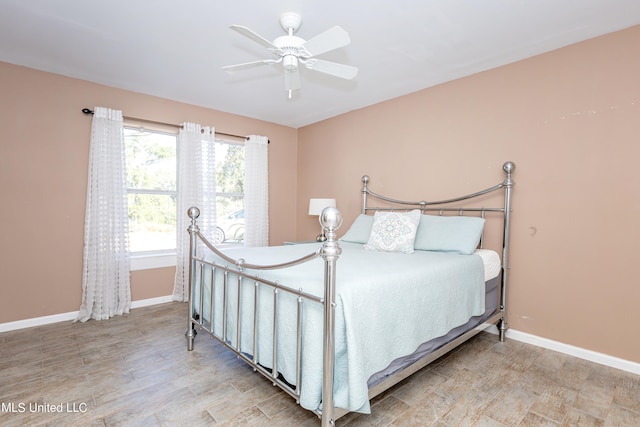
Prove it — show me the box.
[185,205,343,427]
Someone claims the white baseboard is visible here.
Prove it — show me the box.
[0,295,174,333]
[130,295,174,309]
[2,303,638,377]
[483,325,640,376]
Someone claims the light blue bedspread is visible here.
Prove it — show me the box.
[195,242,485,413]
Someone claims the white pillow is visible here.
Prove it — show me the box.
[364,209,421,253]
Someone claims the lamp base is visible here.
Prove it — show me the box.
[316,232,327,242]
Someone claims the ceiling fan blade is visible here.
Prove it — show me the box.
[302,58,358,80]
[300,26,351,58]
[222,59,278,72]
[230,25,277,49]
[284,68,301,92]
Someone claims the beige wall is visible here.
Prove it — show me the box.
[297,26,640,363]
[0,62,298,323]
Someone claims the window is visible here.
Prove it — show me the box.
[215,143,245,244]
[124,128,177,254]
[124,127,245,269]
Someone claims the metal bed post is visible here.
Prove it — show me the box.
[186,206,200,351]
[498,161,515,342]
[319,206,343,427]
[361,175,369,214]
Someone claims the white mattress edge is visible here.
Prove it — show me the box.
[474,249,501,281]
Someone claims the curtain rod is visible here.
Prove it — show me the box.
[81,108,258,141]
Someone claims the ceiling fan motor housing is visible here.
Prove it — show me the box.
[274,35,306,72]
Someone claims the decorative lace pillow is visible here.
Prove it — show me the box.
[364,209,421,253]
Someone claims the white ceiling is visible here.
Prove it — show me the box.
[2,0,640,128]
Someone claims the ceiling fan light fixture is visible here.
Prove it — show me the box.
[283,55,298,72]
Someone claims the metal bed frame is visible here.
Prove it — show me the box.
[185,161,515,426]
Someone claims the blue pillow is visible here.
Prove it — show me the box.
[339,214,374,244]
[414,215,485,255]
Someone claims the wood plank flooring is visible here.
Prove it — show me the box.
[1,302,639,426]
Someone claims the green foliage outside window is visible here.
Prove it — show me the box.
[125,129,176,242]
[124,128,246,252]
[216,144,245,218]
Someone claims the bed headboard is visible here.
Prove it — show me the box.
[361,161,514,248]
[360,161,515,340]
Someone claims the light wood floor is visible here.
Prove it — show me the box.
[1,302,639,426]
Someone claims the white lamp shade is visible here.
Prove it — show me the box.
[308,198,336,215]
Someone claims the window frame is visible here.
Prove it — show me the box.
[124,125,178,270]
[124,125,246,271]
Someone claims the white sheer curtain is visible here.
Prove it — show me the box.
[173,123,217,302]
[77,107,131,322]
[244,135,269,247]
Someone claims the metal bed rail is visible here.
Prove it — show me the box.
[191,255,321,403]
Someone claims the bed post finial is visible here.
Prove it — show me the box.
[320,206,343,242]
[503,161,515,182]
[361,175,370,214]
[188,206,200,222]
[319,206,342,427]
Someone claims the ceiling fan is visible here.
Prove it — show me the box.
[222,12,358,98]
